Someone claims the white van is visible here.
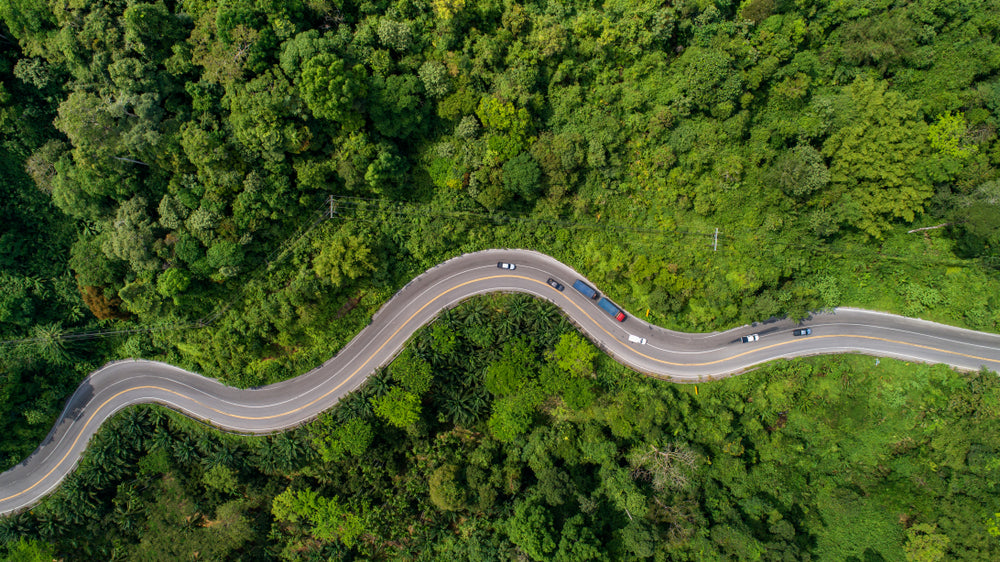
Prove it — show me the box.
[628,334,647,345]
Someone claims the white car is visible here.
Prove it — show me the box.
[497,262,516,270]
[628,334,647,345]
[741,334,759,343]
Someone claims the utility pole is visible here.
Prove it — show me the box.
[713,228,718,252]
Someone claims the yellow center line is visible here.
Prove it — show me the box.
[3,274,999,506]
[1,274,524,504]
[534,280,1000,366]
[1,385,179,503]
[629,334,1000,367]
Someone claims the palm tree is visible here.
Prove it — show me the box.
[497,317,522,340]
[508,294,533,326]
[440,386,489,427]
[0,512,35,542]
[533,302,561,333]
[439,308,458,327]
[172,435,198,465]
[112,483,145,536]
[368,369,392,397]
[211,441,244,469]
[274,433,309,470]
[443,346,469,370]
[196,432,219,458]
[84,460,119,489]
[29,322,72,366]
[35,512,67,539]
[462,299,490,327]
[147,427,174,452]
[252,443,282,474]
[117,407,149,451]
[334,393,365,421]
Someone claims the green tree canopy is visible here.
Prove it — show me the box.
[821,77,932,238]
[502,152,542,200]
[428,464,467,511]
[299,53,367,133]
[156,268,190,303]
[391,348,433,395]
[313,417,373,463]
[272,488,365,547]
[548,332,598,378]
[102,196,159,273]
[506,496,557,561]
[312,229,376,288]
[226,69,305,161]
[371,387,421,428]
[485,337,536,396]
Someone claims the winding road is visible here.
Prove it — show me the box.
[3,248,1000,515]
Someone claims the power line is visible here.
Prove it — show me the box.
[325,195,725,240]
[0,199,334,348]
[1,194,988,347]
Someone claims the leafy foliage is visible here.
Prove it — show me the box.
[2,0,1000,558]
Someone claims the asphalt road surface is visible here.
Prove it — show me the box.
[2,248,1000,515]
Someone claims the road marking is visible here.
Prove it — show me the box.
[1,275,535,506]
[4,272,1000,509]
[627,334,1000,367]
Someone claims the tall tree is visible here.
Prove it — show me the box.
[821,77,932,238]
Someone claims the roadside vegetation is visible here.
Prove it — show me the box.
[2,0,1000,559]
[2,295,998,560]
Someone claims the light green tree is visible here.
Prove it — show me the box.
[927,111,977,159]
[157,193,189,230]
[485,337,536,396]
[371,387,421,428]
[314,417,373,463]
[202,464,239,495]
[488,394,538,442]
[312,230,375,287]
[272,488,364,547]
[419,60,451,98]
[768,145,830,198]
[428,464,467,511]
[431,0,466,21]
[904,524,950,562]
[391,348,433,394]
[279,29,336,79]
[822,77,931,238]
[299,53,367,132]
[507,496,557,561]
[102,197,159,272]
[548,332,598,378]
[4,537,57,562]
[476,95,533,162]
[157,268,190,304]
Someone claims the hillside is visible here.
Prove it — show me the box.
[1,0,1000,559]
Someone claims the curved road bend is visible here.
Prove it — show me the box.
[2,249,1000,515]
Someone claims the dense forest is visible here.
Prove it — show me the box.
[2,295,999,560]
[1,0,1000,559]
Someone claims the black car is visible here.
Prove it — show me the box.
[546,278,565,291]
[793,328,812,336]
